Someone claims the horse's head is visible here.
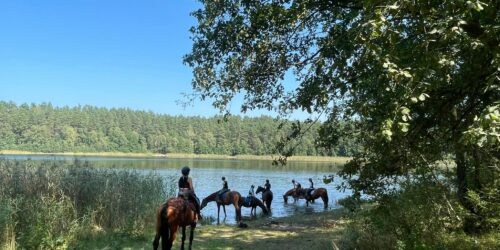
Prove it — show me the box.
[200,198,208,210]
[283,194,288,203]
[256,186,264,194]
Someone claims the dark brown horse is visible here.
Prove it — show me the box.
[283,188,302,203]
[256,186,273,211]
[153,197,197,250]
[201,190,243,224]
[241,196,268,216]
[300,188,329,209]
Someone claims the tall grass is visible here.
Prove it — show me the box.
[0,159,172,249]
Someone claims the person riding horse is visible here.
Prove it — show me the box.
[307,178,315,198]
[217,176,230,202]
[178,166,202,219]
[292,179,301,190]
[264,179,271,192]
[245,184,255,206]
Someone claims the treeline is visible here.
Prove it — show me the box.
[0,101,358,156]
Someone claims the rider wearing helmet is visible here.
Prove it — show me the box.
[307,178,314,198]
[248,184,255,197]
[292,179,301,189]
[264,179,271,192]
[178,166,202,219]
[217,176,230,201]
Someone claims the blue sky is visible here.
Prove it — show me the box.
[0,0,303,118]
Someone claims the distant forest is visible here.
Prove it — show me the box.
[0,101,358,156]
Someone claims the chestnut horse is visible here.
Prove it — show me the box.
[300,188,329,209]
[256,186,273,211]
[153,197,197,250]
[241,196,268,216]
[283,188,302,203]
[201,190,243,224]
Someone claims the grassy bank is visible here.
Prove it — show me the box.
[0,150,351,163]
[77,209,350,250]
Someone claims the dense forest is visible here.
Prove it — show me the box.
[0,101,358,156]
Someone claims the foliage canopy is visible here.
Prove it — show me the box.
[185,0,499,233]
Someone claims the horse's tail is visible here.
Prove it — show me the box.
[322,190,329,209]
[160,203,170,248]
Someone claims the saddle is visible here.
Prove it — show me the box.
[244,196,254,207]
[217,189,230,202]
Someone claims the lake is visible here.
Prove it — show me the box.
[1,155,351,224]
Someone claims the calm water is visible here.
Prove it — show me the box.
[1,155,351,224]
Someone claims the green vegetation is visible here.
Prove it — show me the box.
[0,160,170,249]
[185,0,499,248]
[0,101,359,157]
[0,150,351,163]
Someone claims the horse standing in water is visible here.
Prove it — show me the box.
[241,196,268,216]
[201,191,243,224]
[256,186,273,211]
[283,188,301,203]
[300,187,329,209]
[153,197,198,250]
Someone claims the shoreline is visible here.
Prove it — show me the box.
[0,150,351,163]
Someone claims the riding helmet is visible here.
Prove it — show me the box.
[181,166,190,176]
[222,176,226,180]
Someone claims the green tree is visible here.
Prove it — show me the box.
[184,0,499,234]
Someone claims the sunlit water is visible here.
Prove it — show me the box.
[2,155,351,224]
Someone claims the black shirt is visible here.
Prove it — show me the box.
[178,176,190,189]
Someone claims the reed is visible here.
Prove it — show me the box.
[0,159,172,248]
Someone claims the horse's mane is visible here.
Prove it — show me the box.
[284,188,295,196]
[204,191,218,201]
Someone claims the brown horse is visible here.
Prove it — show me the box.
[241,196,268,216]
[201,190,243,224]
[283,188,302,203]
[256,186,273,211]
[153,197,197,250]
[300,188,329,209]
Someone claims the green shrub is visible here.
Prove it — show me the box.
[340,175,499,249]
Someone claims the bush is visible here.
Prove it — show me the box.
[340,175,499,249]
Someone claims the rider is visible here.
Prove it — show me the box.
[217,176,229,201]
[307,178,314,198]
[178,166,202,219]
[264,179,271,192]
[246,184,255,205]
[292,179,301,189]
[248,184,255,197]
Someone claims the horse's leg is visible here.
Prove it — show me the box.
[217,204,221,225]
[189,223,196,250]
[180,226,186,250]
[223,205,227,217]
[166,224,177,250]
[322,193,329,209]
[235,203,241,222]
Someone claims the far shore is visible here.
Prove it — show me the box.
[0,150,351,163]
